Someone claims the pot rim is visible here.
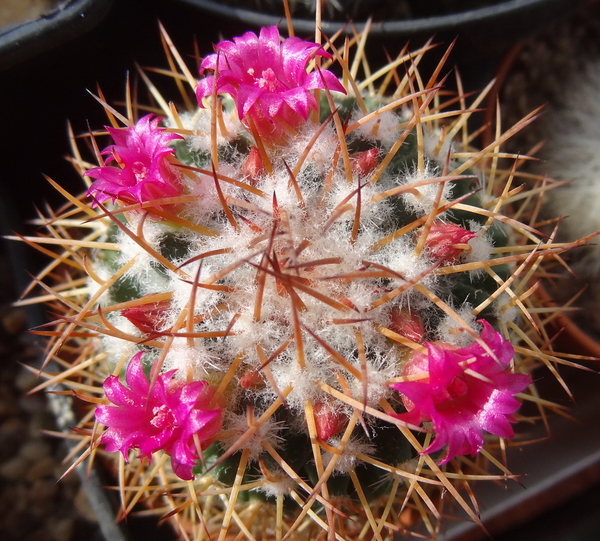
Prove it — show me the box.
[176,0,587,36]
[0,0,114,71]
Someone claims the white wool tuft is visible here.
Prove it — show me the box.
[110,219,173,295]
[423,129,455,166]
[348,355,397,407]
[351,109,402,150]
[436,306,478,347]
[162,340,221,379]
[495,292,519,325]
[221,413,284,461]
[255,474,295,498]
[464,222,494,278]
[322,438,374,474]
[400,163,453,216]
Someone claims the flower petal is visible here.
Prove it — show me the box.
[390,320,530,463]
[95,352,223,480]
[195,26,346,143]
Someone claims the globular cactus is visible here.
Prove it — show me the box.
[17,16,590,541]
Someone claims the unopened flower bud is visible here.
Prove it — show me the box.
[313,400,347,441]
[351,148,380,178]
[241,146,265,185]
[121,298,171,334]
[388,306,425,343]
[425,223,476,263]
[239,369,264,389]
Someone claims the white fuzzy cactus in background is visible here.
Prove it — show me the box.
[528,58,600,334]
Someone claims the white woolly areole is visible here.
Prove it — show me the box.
[255,474,296,498]
[109,219,173,296]
[271,362,328,413]
[351,108,402,150]
[162,340,220,379]
[284,121,339,172]
[464,222,494,278]
[322,438,375,474]
[221,413,284,462]
[400,163,454,216]
[495,292,519,325]
[348,350,398,407]
[436,306,478,347]
[423,129,455,166]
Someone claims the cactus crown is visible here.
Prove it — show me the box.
[18,16,589,541]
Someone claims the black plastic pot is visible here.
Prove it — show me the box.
[0,0,115,71]
[176,0,588,57]
[175,0,591,91]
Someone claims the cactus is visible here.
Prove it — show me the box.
[16,15,591,541]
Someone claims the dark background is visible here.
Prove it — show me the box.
[1,0,226,283]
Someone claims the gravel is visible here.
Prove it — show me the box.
[0,248,103,541]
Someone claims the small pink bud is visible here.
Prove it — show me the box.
[313,401,347,441]
[121,298,171,334]
[239,369,264,389]
[241,146,265,185]
[425,223,476,263]
[388,306,425,343]
[351,148,380,177]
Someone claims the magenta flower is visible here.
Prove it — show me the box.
[390,320,530,463]
[85,114,184,210]
[196,26,346,143]
[95,352,222,480]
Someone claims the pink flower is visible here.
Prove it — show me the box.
[196,26,346,143]
[95,352,222,480]
[85,115,184,210]
[390,320,530,463]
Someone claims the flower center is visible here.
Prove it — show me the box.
[151,404,175,429]
[256,67,283,92]
[132,160,149,179]
[434,376,469,405]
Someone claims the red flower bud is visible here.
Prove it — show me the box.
[388,306,425,343]
[425,223,476,263]
[313,400,347,441]
[239,369,264,389]
[351,148,379,177]
[121,298,172,334]
[241,146,265,185]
